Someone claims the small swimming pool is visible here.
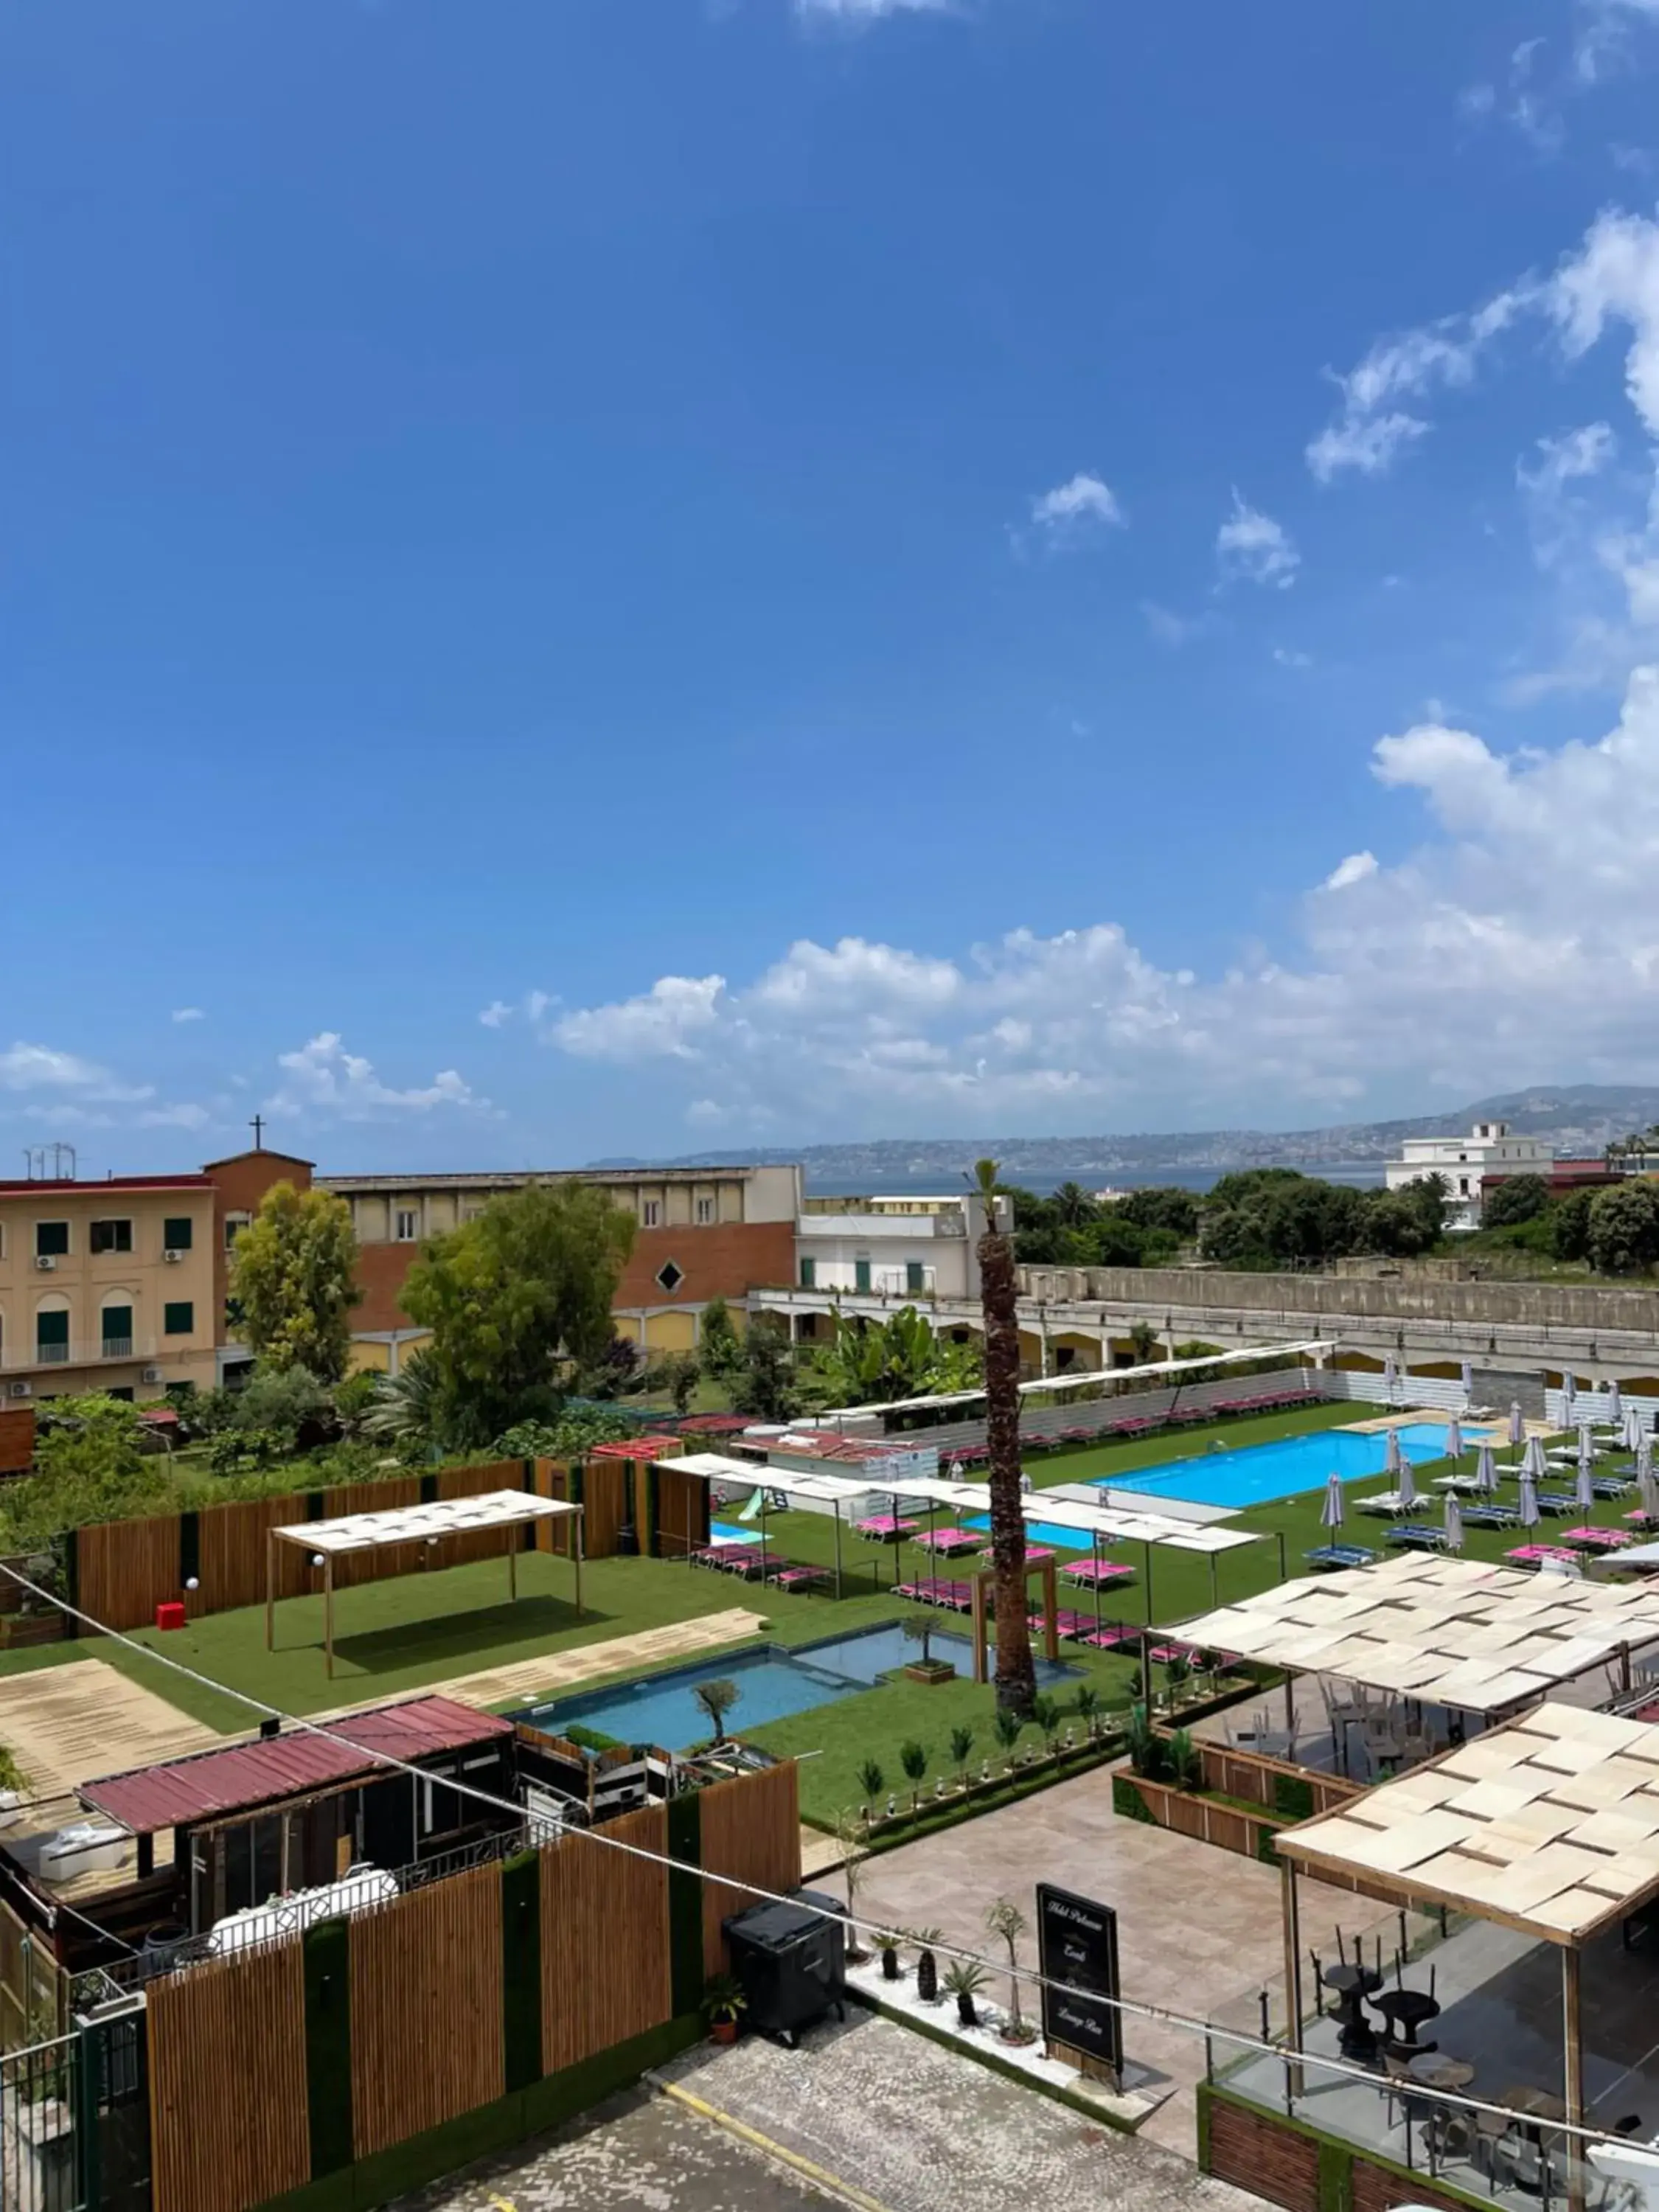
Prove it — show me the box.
[963,1514,1096,1551]
[1094,1422,1467,1511]
[518,1621,1076,1750]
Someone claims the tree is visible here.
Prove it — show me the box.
[231,1183,361,1382]
[975,1158,1035,1719]
[898,1738,929,1812]
[1587,1180,1659,1276]
[806,1305,981,1408]
[1552,1186,1597,1262]
[363,1349,442,1454]
[1049,1181,1098,1229]
[984,1895,1030,2033]
[728,1312,799,1421]
[1483,1174,1551,1228]
[30,1395,169,1528]
[692,1677,740,1744]
[1126,1320,1159,1365]
[400,1181,636,1446]
[698,1298,742,1385]
[1363,1190,1437,1258]
[650,1352,701,1416]
[1116,1185,1200,1239]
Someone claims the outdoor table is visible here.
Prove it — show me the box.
[1499,2084,1566,2145]
[1321,1962,1381,2059]
[1374,1988,1441,2049]
[1411,2053,1475,2092]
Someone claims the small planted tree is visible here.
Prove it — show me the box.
[910,1926,945,2004]
[857,1757,885,1811]
[949,1723,975,1784]
[902,1613,953,1681]
[1167,1726,1202,1790]
[1165,1650,1192,1706]
[692,1677,740,1745]
[874,1928,905,1982]
[1074,1683,1100,1740]
[1032,1693,1062,1757]
[993,1706,1023,1771]
[831,1809,869,1957]
[1126,1703,1166,1780]
[945,1956,990,2029]
[899,1739,930,1813]
[984,1895,1032,2041]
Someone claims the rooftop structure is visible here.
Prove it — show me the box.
[1385,1120,1555,1231]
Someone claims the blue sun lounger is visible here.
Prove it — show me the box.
[1304,1543,1377,1571]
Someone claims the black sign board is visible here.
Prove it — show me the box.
[1036,1882,1122,2079]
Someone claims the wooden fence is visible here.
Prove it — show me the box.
[540,1804,672,2073]
[144,1759,802,2212]
[77,1512,183,1633]
[349,1860,505,2157]
[1190,1742,1363,1820]
[148,1944,311,2212]
[698,1761,801,1975]
[654,1464,711,1562]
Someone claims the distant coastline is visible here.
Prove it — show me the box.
[802,1163,1388,1200]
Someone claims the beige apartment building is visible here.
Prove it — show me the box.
[0,1175,220,1402]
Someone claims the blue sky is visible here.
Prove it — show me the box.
[11,0,1659,1169]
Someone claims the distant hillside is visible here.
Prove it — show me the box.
[588,1085,1659,1183]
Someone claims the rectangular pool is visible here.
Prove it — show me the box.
[1094,1422,1466,1512]
[518,1621,1076,1750]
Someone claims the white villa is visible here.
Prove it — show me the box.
[1384,1119,1554,1231]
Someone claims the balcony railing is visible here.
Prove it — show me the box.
[2,1337,161,1374]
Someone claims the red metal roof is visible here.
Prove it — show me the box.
[589,1436,682,1461]
[673,1414,752,1434]
[775,1432,906,1464]
[77,1695,511,1836]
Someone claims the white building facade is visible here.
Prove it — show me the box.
[792,1192,1009,1304]
[1384,1121,1555,1231]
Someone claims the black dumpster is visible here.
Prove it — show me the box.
[722,1887,847,2047]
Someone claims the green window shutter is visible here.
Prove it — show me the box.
[101,1307,133,1347]
[905,1261,925,1294]
[163,1301,195,1337]
[162,1217,193,1251]
[36,1310,69,1349]
[799,1257,815,1288]
[855,1259,872,1293]
[35,1222,69,1257]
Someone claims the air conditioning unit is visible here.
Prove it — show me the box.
[33,1255,56,1272]
[162,1249,184,1265]
[140,1366,162,1385]
[7,1382,31,1399]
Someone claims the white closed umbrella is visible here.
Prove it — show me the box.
[1444,1495,1464,1552]
[1509,1401,1526,1451]
[1519,1472,1540,1530]
[1641,1439,1659,1520]
[1445,1416,1464,1463]
[1562,1373,1577,1428]
[1383,1356,1398,1401]
[1576,1444,1596,1514]
[1385,1427,1403,1478]
[1475,1441,1498,1495]
[1399,1454,1419,1512]
[1579,1422,1597,1464]
[1461,1360,1475,1402]
[1627,1405,1646,1453]
[1524,1434,1548,1481]
[1321,1474,1345,1531]
[1610,1380,1625,1425]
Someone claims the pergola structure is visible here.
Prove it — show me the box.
[1277,1702,1659,2211]
[267,1489,584,1677]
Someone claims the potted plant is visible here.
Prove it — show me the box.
[1165,1650,1192,1706]
[949,1723,975,1786]
[899,1739,930,1812]
[902,1613,956,1684]
[910,1926,945,2004]
[874,1929,905,1982]
[1166,1725,1202,1790]
[1074,1683,1100,1740]
[692,1677,741,1745]
[944,1957,990,2029]
[993,1707,1023,1773]
[984,1896,1035,2045]
[857,1758,884,1822]
[701,1973,746,2045]
[1032,1693,1062,1759]
[1126,1702,1167,1781]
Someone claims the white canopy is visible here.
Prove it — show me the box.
[273,1489,579,1556]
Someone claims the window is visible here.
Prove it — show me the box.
[799,1256,817,1289]
[163,1301,195,1337]
[905,1260,925,1294]
[35,1222,69,1258]
[855,1258,872,1293]
[224,1213,251,1250]
[695,1197,714,1225]
[162,1217,193,1251]
[35,1310,69,1360]
[394,1210,419,1242]
[90,1220,133,1254]
[641,1200,661,1228]
[101,1305,134,1354]
[655,1259,685,1293]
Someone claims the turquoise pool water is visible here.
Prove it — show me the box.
[1093,1422,1464,1511]
[964,1514,1098,1551]
[520,1621,1075,1750]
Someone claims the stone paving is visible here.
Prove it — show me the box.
[394,2083,837,2212]
[656,2010,1271,2211]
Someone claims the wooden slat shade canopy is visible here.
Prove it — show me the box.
[271,1491,580,1554]
[1177,1551,1659,1717]
[1279,1701,1659,1946]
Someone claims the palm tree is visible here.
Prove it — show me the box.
[975,1158,1035,1719]
[1051,1180,1096,1229]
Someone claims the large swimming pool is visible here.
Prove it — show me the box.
[519,1621,1076,1750]
[1095,1421,1467,1512]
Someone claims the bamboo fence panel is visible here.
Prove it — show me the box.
[698,1764,801,1976]
[148,1945,310,2212]
[349,1861,505,2158]
[578,1461,628,1559]
[539,1805,671,2073]
[653,1466,708,1562]
[199,1492,313,1612]
[77,1513,181,1631]
[436,1461,529,1567]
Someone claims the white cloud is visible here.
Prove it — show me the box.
[543,661,1659,1121]
[170,1007,205,1025]
[1216,492,1299,588]
[1273,646,1314,669]
[477,1001,515,1029]
[266,1034,487,1120]
[1026,473,1124,549]
[0,1043,115,1092]
[1322,851,1379,891]
[479,989,555,1029]
[796,0,948,18]
[1141,601,1208,647]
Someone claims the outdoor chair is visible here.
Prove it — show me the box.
[1304,1543,1378,1571]
[1535,1490,1579,1515]
[771,1565,824,1594]
[1386,1523,1446,1551]
[1461,1504,1519,1528]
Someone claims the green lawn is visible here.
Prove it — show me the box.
[30,1397,1642,1826]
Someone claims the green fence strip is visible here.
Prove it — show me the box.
[178,1511,201,1590]
[645,1467,659,1558]
[63,1529,80,1638]
[303,1919,354,2177]
[500,1852,542,2093]
[418,1474,439,1505]
[1317,2138,1353,2212]
[666,1791,704,2014]
[306,1492,326,1522]
[74,2022,102,2212]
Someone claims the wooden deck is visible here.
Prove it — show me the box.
[0,1659,217,1796]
